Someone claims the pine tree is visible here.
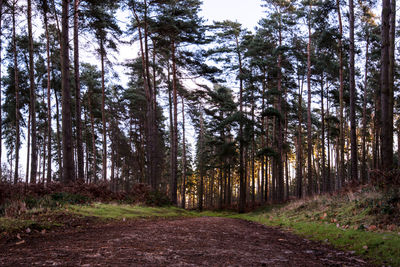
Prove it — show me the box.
[61,0,75,183]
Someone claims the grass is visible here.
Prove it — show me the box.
[68,203,192,219]
[0,217,58,235]
[225,191,400,267]
[230,213,400,266]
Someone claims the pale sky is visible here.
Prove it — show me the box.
[200,0,264,30]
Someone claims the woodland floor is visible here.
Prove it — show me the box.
[0,217,372,266]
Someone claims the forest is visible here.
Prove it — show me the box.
[0,0,398,213]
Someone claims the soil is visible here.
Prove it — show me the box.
[0,217,372,266]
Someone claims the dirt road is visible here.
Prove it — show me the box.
[0,217,370,266]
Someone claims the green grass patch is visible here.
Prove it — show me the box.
[0,217,58,234]
[68,203,193,220]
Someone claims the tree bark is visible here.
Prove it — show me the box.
[307,4,313,195]
[388,0,396,169]
[0,0,2,181]
[100,39,107,181]
[74,0,84,182]
[181,96,187,209]
[326,89,331,191]
[12,0,20,184]
[61,0,75,183]
[349,0,358,182]
[171,41,178,205]
[362,33,369,183]
[43,0,52,184]
[381,0,392,171]
[336,0,345,187]
[28,0,38,184]
[89,89,97,183]
[198,111,205,211]
[251,89,255,205]
[297,78,304,197]
[236,34,246,212]
[321,75,325,192]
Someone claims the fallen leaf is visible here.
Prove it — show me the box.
[41,229,46,234]
[368,225,377,231]
[15,240,25,245]
[16,234,21,240]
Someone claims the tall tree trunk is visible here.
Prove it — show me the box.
[276,15,284,202]
[171,41,178,205]
[89,89,96,183]
[260,72,266,202]
[167,63,174,196]
[61,0,75,183]
[381,0,392,171]
[307,4,313,196]
[362,33,369,183]
[284,75,289,200]
[327,90,331,192]
[297,78,303,198]
[265,116,269,202]
[55,89,62,178]
[143,1,158,190]
[43,1,52,184]
[26,107,30,183]
[388,0,396,169]
[12,0,20,184]
[132,3,157,189]
[321,75,325,192]
[236,35,246,213]
[28,0,38,184]
[349,0,358,181]
[336,0,345,187]
[251,89,255,205]
[0,0,3,181]
[85,116,89,183]
[100,39,107,181]
[198,111,205,211]
[181,96,187,209]
[74,0,84,182]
